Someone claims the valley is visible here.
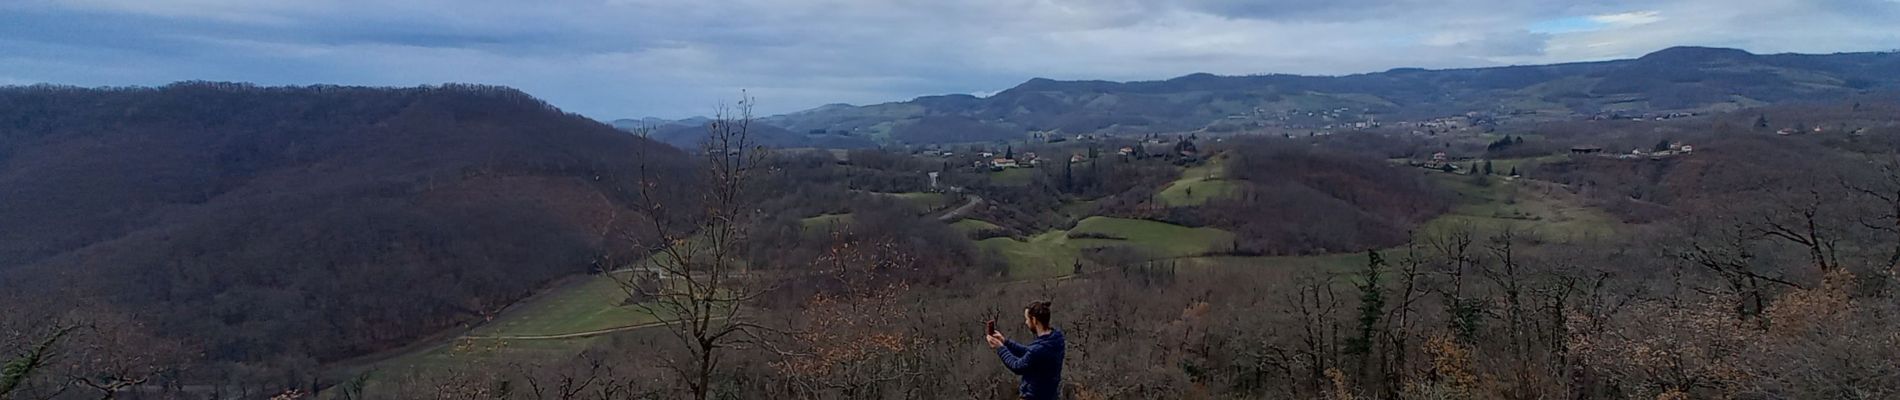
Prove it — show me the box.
[333,138,1630,392]
[5,47,1900,399]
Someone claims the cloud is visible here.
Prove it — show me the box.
[2,0,1897,118]
[1589,11,1663,26]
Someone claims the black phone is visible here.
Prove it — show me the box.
[985,319,997,335]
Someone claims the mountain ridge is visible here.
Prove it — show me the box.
[745,46,1900,145]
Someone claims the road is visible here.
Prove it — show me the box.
[937,193,984,222]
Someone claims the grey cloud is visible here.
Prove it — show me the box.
[1454,30,1553,58]
[3,0,1897,118]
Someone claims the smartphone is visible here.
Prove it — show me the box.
[985,319,997,335]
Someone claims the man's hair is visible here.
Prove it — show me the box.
[1025,301,1052,326]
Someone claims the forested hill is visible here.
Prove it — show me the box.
[0,83,687,367]
[760,47,1900,144]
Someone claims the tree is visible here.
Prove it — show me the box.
[1086,144,1102,192]
[1486,136,1520,153]
[1755,114,1769,129]
[1508,166,1519,177]
[617,97,778,400]
[62,311,192,400]
[1654,139,1673,152]
[1843,154,1900,267]
[774,234,922,397]
[1062,158,1074,191]
[1347,251,1385,357]
[1005,145,1014,160]
[1481,160,1494,175]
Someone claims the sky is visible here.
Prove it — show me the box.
[3,0,1898,119]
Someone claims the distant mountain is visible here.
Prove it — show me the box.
[628,120,879,149]
[0,82,688,365]
[761,47,1900,144]
[609,116,711,131]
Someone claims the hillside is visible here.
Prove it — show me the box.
[759,47,1900,144]
[0,83,688,367]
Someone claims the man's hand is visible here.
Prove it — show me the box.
[985,332,1004,349]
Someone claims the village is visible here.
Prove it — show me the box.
[915,134,1209,173]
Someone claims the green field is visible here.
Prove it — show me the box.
[1068,216,1236,257]
[1173,252,1367,274]
[867,191,954,211]
[950,218,1004,234]
[989,168,1036,187]
[348,335,606,387]
[892,192,953,210]
[467,272,658,337]
[800,213,854,232]
[979,231,1088,279]
[1158,153,1239,206]
[979,217,1236,279]
[331,271,663,395]
[1421,172,1621,241]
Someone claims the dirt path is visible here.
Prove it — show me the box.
[937,194,984,222]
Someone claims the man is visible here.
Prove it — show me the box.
[986,301,1065,400]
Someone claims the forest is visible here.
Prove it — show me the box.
[0,83,692,386]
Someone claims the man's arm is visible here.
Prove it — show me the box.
[1002,338,1028,355]
[996,339,1039,374]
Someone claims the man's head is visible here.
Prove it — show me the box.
[1022,301,1052,333]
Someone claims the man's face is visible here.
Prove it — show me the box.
[1022,309,1034,331]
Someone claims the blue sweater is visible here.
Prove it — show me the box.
[996,328,1065,400]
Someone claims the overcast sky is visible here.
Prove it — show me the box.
[4,0,1898,119]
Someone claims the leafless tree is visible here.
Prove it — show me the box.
[1677,215,1806,320]
[1285,273,1344,395]
[1747,189,1843,273]
[60,310,192,400]
[611,96,779,400]
[1376,244,1430,398]
[1842,153,1900,271]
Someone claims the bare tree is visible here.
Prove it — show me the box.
[612,96,778,400]
[1842,153,1900,270]
[1426,224,1483,343]
[1285,273,1344,396]
[1747,189,1843,273]
[1377,244,1431,398]
[60,310,191,400]
[773,233,924,399]
[1677,214,1806,320]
